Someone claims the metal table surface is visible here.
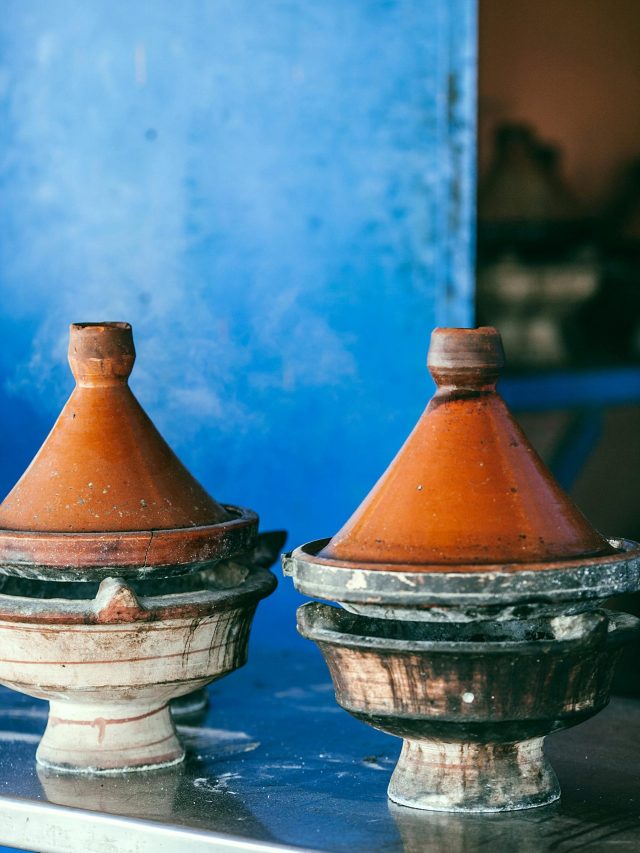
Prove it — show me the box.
[0,645,638,853]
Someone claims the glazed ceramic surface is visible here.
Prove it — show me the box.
[320,327,612,570]
[0,323,257,578]
[0,322,230,532]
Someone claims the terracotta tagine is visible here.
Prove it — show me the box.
[0,322,276,774]
[0,322,256,579]
[283,326,640,812]
[319,326,611,568]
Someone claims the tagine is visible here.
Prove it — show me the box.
[284,326,640,812]
[0,322,276,773]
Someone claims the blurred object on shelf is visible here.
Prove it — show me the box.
[605,158,640,244]
[479,250,598,367]
[477,123,598,368]
[580,157,640,363]
[479,124,585,249]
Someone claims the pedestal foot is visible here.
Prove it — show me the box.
[37,700,185,774]
[388,737,560,813]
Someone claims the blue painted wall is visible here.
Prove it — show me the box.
[0,0,476,646]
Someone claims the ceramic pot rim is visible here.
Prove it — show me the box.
[0,565,276,625]
[283,537,640,607]
[297,601,640,655]
[0,505,258,580]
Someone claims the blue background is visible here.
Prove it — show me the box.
[0,0,476,647]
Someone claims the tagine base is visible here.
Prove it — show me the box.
[388,736,560,813]
[36,700,185,774]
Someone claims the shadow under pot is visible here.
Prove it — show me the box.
[298,602,639,813]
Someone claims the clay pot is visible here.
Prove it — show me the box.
[284,325,640,814]
[0,323,256,578]
[0,563,275,773]
[284,536,640,622]
[478,123,582,228]
[299,602,638,812]
[319,327,612,569]
[0,321,279,773]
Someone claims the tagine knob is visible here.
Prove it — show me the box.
[68,321,136,386]
[427,326,505,389]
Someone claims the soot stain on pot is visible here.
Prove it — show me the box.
[286,328,640,812]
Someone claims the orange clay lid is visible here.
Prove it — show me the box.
[0,323,257,577]
[319,326,614,570]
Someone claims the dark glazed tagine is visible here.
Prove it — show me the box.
[284,326,640,812]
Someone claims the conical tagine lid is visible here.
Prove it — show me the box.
[319,327,614,571]
[0,322,257,578]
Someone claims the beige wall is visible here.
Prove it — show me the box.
[479,0,640,205]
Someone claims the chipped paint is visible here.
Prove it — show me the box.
[345,572,368,592]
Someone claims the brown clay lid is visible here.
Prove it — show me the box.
[318,326,614,571]
[0,322,257,578]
